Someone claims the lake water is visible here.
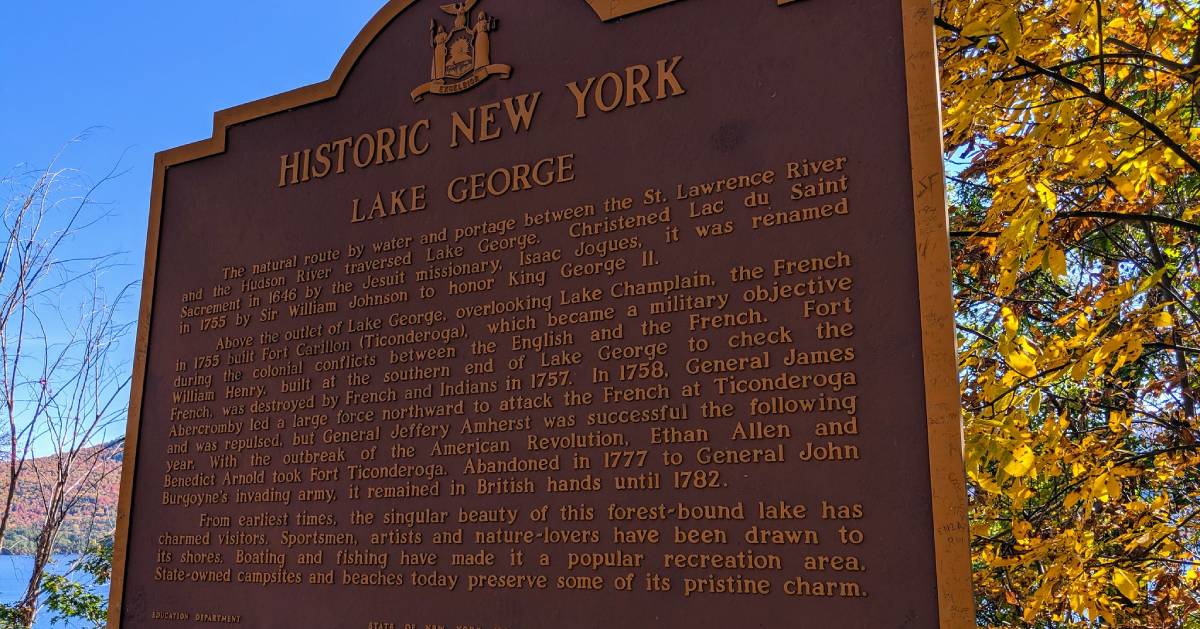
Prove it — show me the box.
[0,556,100,628]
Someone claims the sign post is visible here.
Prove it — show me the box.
[111,1,974,626]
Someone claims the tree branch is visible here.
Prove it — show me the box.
[936,18,1200,175]
[1105,37,1192,75]
[1147,342,1200,356]
[1054,210,1200,234]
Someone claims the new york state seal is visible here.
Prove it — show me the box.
[412,0,513,103]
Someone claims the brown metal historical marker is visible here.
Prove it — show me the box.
[111,0,974,627]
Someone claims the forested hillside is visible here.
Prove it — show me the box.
[0,443,121,555]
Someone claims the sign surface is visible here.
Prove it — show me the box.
[112,1,974,627]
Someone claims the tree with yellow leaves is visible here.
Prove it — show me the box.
[937,0,1200,626]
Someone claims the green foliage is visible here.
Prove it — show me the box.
[0,538,113,629]
[38,538,112,628]
[39,577,105,628]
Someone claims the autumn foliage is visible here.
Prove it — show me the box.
[0,444,121,556]
[936,0,1200,626]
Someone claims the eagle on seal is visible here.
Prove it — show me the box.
[440,0,477,30]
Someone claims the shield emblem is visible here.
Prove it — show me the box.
[444,29,475,79]
[411,0,512,103]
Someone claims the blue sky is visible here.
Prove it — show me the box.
[0,1,385,333]
[0,2,392,451]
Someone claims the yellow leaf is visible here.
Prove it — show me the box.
[1012,519,1033,543]
[1068,3,1090,27]
[1071,354,1092,382]
[1151,311,1175,328]
[973,473,1002,494]
[1005,445,1036,477]
[1094,473,1115,502]
[1007,350,1038,378]
[1002,306,1020,336]
[1110,172,1142,200]
[1112,466,1139,479]
[1098,334,1127,360]
[961,21,991,39]
[997,266,1017,296]
[1149,164,1170,186]
[1113,568,1140,601]
[998,10,1022,54]
[1047,246,1067,278]
[1095,281,1134,310]
[1035,181,1057,209]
